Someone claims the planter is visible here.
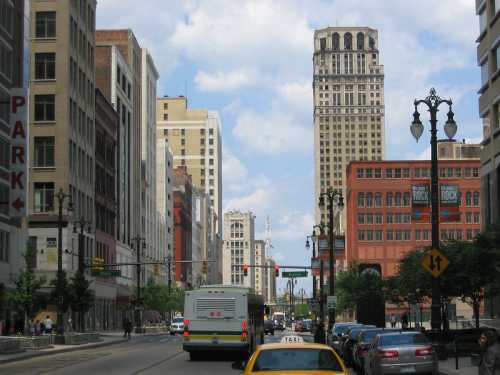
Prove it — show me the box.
[0,337,25,354]
[62,332,102,345]
[17,336,53,350]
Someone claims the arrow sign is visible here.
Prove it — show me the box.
[12,198,24,212]
[422,249,449,278]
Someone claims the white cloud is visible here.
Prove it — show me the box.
[223,188,274,213]
[233,110,312,154]
[273,212,315,241]
[195,69,257,92]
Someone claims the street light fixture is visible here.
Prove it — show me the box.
[55,189,73,335]
[132,236,146,332]
[411,87,457,332]
[318,187,344,333]
[73,217,92,332]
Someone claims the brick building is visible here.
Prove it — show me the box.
[173,166,192,286]
[346,159,481,278]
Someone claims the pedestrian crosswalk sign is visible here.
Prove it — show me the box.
[422,249,449,278]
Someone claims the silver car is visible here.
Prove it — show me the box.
[365,331,438,375]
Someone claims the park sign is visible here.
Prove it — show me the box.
[282,271,308,278]
[421,249,449,278]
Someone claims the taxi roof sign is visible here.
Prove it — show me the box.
[422,248,450,278]
[281,335,304,344]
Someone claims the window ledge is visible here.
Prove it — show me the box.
[477,29,487,44]
[490,10,500,27]
[31,37,56,42]
[32,166,56,171]
[478,82,490,94]
[33,121,56,126]
[33,79,56,83]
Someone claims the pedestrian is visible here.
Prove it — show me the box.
[390,314,397,328]
[479,330,500,375]
[29,319,35,336]
[401,312,409,329]
[123,318,132,339]
[43,315,53,334]
[35,320,42,336]
[314,322,325,344]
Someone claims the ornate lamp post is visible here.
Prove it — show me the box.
[305,223,325,302]
[410,88,457,331]
[72,217,92,332]
[55,189,73,335]
[318,188,344,332]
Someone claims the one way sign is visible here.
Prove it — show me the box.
[422,249,449,278]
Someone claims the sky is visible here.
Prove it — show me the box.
[97,0,481,296]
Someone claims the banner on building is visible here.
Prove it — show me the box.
[440,184,460,222]
[411,184,431,222]
[10,89,28,217]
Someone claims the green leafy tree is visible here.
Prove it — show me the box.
[294,303,309,318]
[50,270,72,316]
[166,287,185,314]
[143,282,170,313]
[69,271,94,332]
[10,247,46,334]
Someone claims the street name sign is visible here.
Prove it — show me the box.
[282,271,308,278]
[327,295,337,310]
[421,249,449,278]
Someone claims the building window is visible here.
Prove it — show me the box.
[395,192,402,206]
[479,7,487,34]
[0,229,9,262]
[375,193,382,207]
[35,53,56,80]
[163,113,168,121]
[403,192,410,207]
[34,182,55,213]
[386,192,393,207]
[473,191,480,206]
[357,213,365,224]
[474,212,481,224]
[466,191,472,206]
[163,103,168,110]
[35,12,56,38]
[0,42,12,80]
[357,192,365,207]
[34,137,55,167]
[0,136,8,169]
[34,95,55,121]
[0,183,8,215]
[481,59,489,87]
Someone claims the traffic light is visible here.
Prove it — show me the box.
[243,264,248,277]
[202,261,208,274]
[274,265,280,277]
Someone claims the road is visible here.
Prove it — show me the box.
[0,331,309,375]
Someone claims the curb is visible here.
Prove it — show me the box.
[0,337,128,365]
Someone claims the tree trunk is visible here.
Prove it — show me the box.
[473,299,480,329]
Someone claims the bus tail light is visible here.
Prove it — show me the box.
[183,319,190,339]
[241,320,248,342]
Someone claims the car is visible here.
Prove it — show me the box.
[364,331,438,375]
[169,316,184,335]
[234,335,349,374]
[302,319,313,332]
[328,322,363,353]
[264,320,275,335]
[353,328,400,375]
[341,325,376,366]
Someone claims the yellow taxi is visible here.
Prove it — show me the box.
[236,335,348,374]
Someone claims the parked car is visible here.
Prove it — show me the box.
[273,319,285,331]
[169,316,184,335]
[353,329,400,374]
[341,325,376,366]
[264,320,275,335]
[329,322,363,353]
[302,319,313,332]
[364,331,438,375]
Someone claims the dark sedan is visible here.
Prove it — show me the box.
[264,319,275,335]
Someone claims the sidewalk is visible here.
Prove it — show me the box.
[0,333,128,365]
[439,356,476,375]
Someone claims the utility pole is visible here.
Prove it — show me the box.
[74,217,91,332]
[132,236,145,333]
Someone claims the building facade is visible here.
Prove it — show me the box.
[313,27,385,233]
[254,240,265,296]
[476,0,500,227]
[173,166,193,287]
[139,48,161,283]
[156,96,222,280]
[264,257,277,304]
[28,0,96,283]
[0,0,28,296]
[222,211,255,289]
[346,160,482,278]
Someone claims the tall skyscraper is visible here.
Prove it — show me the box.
[313,27,385,232]
[156,96,223,279]
[222,211,255,288]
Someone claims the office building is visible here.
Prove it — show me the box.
[254,240,265,296]
[222,210,255,289]
[263,257,277,304]
[313,27,385,233]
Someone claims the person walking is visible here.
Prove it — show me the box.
[123,317,132,339]
[43,315,53,334]
[401,312,409,329]
[479,330,500,375]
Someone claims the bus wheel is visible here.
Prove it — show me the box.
[189,352,202,361]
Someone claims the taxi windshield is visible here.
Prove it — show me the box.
[252,348,343,372]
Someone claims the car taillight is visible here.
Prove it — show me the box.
[377,349,399,358]
[415,346,434,356]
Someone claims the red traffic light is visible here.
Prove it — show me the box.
[274,265,280,277]
[243,264,249,276]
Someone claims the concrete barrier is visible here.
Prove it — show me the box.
[0,337,25,354]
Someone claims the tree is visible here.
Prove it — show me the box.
[69,271,94,332]
[143,282,170,313]
[10,247,46,334]
[50,270,72,319]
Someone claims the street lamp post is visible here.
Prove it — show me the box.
[73,217,91,332]
[411,87,457,332]
[318,188,344,332]
[305,224,325,303]
[55,189,73,335]
[132,236,146,332]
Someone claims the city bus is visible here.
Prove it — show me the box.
[182,285,264,360]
